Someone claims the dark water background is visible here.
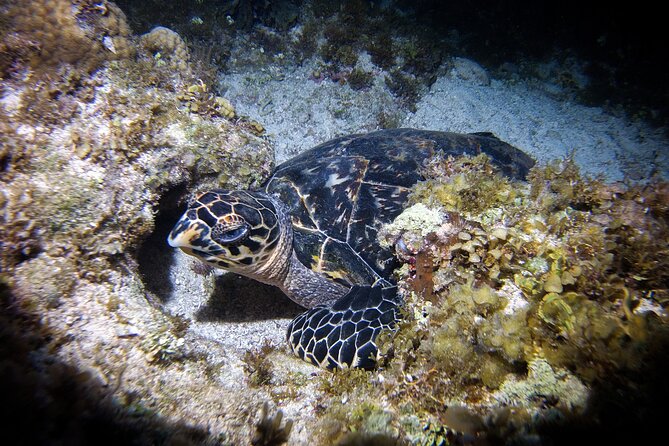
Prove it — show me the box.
[115,0,669,130]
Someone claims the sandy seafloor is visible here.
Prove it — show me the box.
[155,50,669,362]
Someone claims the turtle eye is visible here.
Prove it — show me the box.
[211,223,249,245]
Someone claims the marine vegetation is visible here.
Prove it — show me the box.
[1,1,274,444]
[252,402,294,446]
[307,154,669,445]
[2,2,668,445]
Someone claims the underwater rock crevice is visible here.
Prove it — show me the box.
[137,181,302,324]
[137,182,190,304]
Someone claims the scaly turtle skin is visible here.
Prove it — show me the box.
[168,128,534,369]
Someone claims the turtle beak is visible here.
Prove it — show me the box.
[167,215,201,249]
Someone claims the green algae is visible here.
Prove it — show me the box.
[243,341,278,388]
[302,152,669,444]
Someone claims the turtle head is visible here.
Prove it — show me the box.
[168,190,290,277]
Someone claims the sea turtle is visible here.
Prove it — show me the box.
[168,128,534,369]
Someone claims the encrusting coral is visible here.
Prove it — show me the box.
[1,0,133,75]
[140,26,191,75]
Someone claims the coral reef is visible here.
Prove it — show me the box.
[303,153,669,445]
[1,0,133,77]
[112,0,668,124]
[494,358,588,409]
[177,80,236,119]
[1,2,274,444]
[2,2,668,445]
[140,26,191,75]
[0,284,220,445]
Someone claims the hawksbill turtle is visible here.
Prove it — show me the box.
[168,128,534,369]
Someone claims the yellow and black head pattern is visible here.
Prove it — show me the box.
[168,190,283,273]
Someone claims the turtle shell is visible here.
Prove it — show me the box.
[262,128,534,287]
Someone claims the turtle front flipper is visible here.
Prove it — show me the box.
[286,285,399,369]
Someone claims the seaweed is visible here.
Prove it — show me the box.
[304,152,669,444]
[243,341,277,388]
[347,68,375,91]
[251,402,293,446]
